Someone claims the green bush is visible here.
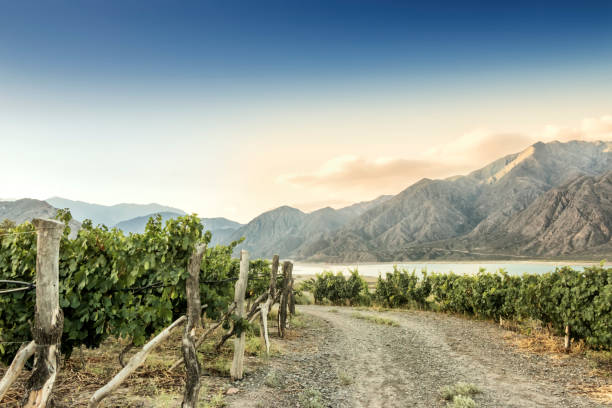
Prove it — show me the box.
[356,265,610,350]
[311,269,370,306]
[375,266,431,308]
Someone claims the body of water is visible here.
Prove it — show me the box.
[292,262,597,277]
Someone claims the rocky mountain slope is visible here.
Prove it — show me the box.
[480,171,612,256]
[0,199,81,234]
[226,195,391,258]
[297,140,612,261]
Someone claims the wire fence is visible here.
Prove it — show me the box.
[0,280,35,295]
[0,230,37,238]
[0,272,271,297]
[0,226,64,239]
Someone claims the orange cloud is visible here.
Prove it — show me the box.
[424,130,534,164]
[278,156,467,192]
[276,114,612,212]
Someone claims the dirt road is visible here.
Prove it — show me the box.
[227,305,610,407]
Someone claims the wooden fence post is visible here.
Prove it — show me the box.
[182,243,206,408]
[230,250,249,380]
[289,277,296,316]
[269,255,278,301]
[260,255,278,355]
[23,218,64,408]
[564,325,571,352]
[278,261,292,338]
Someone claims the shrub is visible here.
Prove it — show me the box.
[311,269,370,306]
[375,267,431,308]
[371,265,612,350]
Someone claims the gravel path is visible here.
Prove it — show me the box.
[227,305,611,407]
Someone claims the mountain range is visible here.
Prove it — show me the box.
[0,199,81,236]
[2,140,612,261]
[0,198,244,244]
[115,211,243,243]
[225,195,391,258]
[293,140,612,261]
[217,140,612,260]
[45,197,186,227]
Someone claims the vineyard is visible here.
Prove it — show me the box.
[1,212,611,407]
[0,212,296,407]
[303,265,612,351]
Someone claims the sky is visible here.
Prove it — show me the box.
[1,1,612,223]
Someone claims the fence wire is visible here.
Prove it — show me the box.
[0,280,35,295]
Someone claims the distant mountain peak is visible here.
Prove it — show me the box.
[486,144,536,184]
[0,198,81,237]
[45,197,187,227]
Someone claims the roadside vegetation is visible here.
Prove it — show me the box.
[350,312,399,326]
[440,382,482,408]
[298,264,612,351]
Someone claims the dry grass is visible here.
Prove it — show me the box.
[504,324,612,404]
[298,388,323,408]
[353,305,390,313]
[509,330,586,356]
[0,317,275,408]
[337,369,354,386]
[295,291,315,305]
[288,314,307,329]
[572,384,612,404]
[587,350,612,375]
[0,333,187,407]
[440,382,481,401]
[350,312,399,327]
[447,395,477,408]
[245,336,264,356]
[263,370,283,388]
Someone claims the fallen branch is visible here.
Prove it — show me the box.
[0,341,35,402]
[88,316,186,408]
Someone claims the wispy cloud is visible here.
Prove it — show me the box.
[278,115,612,200]
[278,156,466,192]
[423,130,534,165]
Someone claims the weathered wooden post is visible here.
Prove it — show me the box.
[289,277,296,316]
[230,250,249,380]
[269,255,278,301]
[182,243,206,408]
[564,325,571,352]
[23,218,65,408]
[278,261,292,338]
[260,255,278,355]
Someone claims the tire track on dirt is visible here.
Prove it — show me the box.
[228,306,610,407]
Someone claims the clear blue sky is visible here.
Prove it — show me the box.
[1,1,612,222]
